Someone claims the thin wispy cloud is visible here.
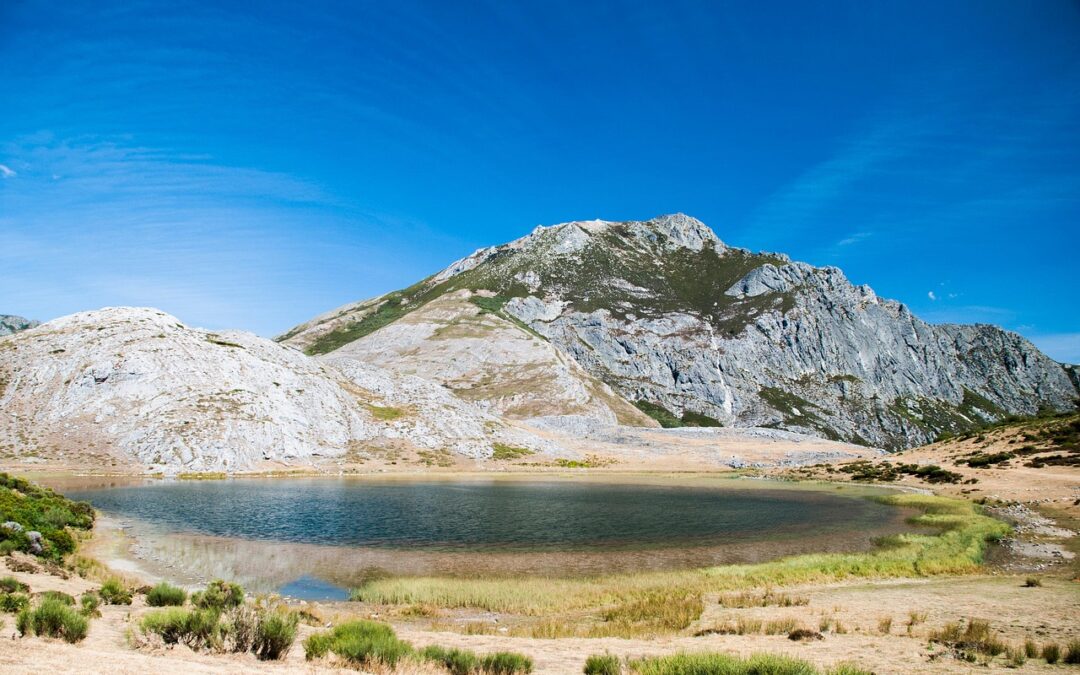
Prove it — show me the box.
[0,163,15,178]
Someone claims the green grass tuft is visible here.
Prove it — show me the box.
[146,582,187,607]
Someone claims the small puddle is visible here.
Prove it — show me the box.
[278,575,350,601]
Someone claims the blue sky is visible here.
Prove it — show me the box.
[1,1,1078,361]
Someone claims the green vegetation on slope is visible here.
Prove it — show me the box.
[0,473,94,560]
[301,224,793,355]
[634,400,722,428]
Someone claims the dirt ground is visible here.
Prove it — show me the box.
[0,555,1077,674]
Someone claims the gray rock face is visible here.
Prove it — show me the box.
[0,315,39,336]
[284,214,1078,449]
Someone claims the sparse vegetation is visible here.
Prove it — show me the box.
[928,618,1006,660]
[627,651,857,674]
[837,460,963,484]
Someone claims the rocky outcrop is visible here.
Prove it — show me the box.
[0,315,38,336]
[327,289,656,426]
[0,307,561,472]
[284,214,1077,449]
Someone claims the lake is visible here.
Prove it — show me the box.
[66,476,913,598]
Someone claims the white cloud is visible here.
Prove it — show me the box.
[927,291,937,301]
[0,164,15,178]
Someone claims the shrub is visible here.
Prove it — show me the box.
[584,653,622,675]
[1022,577,1041,587]
[1065,640,1080,665]
[99,578,132,605]
[1023,640,1038,658]
[0,592,30,613]
[1043,643,1061,664]
[253,610,298,660]
[421,645,481,675]
[222,605,258,653]
[0,473,95,561]
[0,576,28,593]
[16,596,89,643]
[304,620,413,667]
[140,607,221,650]
[1005,646,1026,667]
[877,616,893,634]
[480,652,534,674]
[191,579,243,610]
[146,582,187,607]
[79,592,100,617]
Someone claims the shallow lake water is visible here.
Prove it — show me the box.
[65,476,914,599]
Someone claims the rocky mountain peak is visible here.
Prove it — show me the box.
[0,315,40,337]
[282,215,1077,449]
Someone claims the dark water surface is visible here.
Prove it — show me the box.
[69,477,896,552]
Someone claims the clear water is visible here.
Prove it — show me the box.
[68,478,897,553]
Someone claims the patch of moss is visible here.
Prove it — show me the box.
[366,404,405,421]
[634,400,725,429]
[490,443,534,461]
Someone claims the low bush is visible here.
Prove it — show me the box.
[421,645,481,675]
[79,592,100,617]
[221,605,258,652]
[1023,640,1038,658]
[140,607,221,649]
[191,579,243,610]
[303,619,412,667]
[253,610,298,660]
[1065,640,1080,665]
[584,653,622,675]
[0,592,30,613]
[16,596,89,643]
[146,581,187,607]
[1043,643,1061,664]
[1022,577,1041,587]
[480,651,533,674]
[99,578,132,605]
